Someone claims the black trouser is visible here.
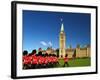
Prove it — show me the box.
[64,62,69,67]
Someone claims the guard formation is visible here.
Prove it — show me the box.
[23,49,69,69]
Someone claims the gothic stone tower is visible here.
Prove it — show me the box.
[59,22,66,58]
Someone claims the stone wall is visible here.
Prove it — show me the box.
[66,49,74,58]
[66,47,90,58]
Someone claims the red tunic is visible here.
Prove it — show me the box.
[32,56,38,65]
[53,57,58,63]
[31,54,36,57]
[23,56,32,64]
[52,57,55,63]
[44,57,48,64]
[64,57,69,62]
[38,56,44,64]
[48,57,53,63]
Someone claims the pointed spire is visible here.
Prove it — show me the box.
[60,18,64,31]
[61,23,64,31]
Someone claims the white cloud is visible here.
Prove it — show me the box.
[40,41,53,47]
[40,41,47,46]
[48,41,52,46]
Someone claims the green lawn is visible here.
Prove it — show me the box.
[57,58,91,67]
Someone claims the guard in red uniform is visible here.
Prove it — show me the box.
[38,56,44,68]
[44,56,48,67]
[63,54,69,67]
[31,55,38,68]
[23,55,32,69]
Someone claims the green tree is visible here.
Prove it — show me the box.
[69,45,72,48]
[77,44,80,48]
[72,49,76,59]
[56,49,59,57]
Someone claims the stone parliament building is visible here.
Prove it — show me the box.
[41,20,91,59]
[59,21,90,58]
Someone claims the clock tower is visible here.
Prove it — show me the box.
[59,20,66,58]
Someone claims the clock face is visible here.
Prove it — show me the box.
[61,36,63,39]
[60,34,65,40]
[60,33,64,37]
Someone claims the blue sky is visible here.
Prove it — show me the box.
[23,10,90,53]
